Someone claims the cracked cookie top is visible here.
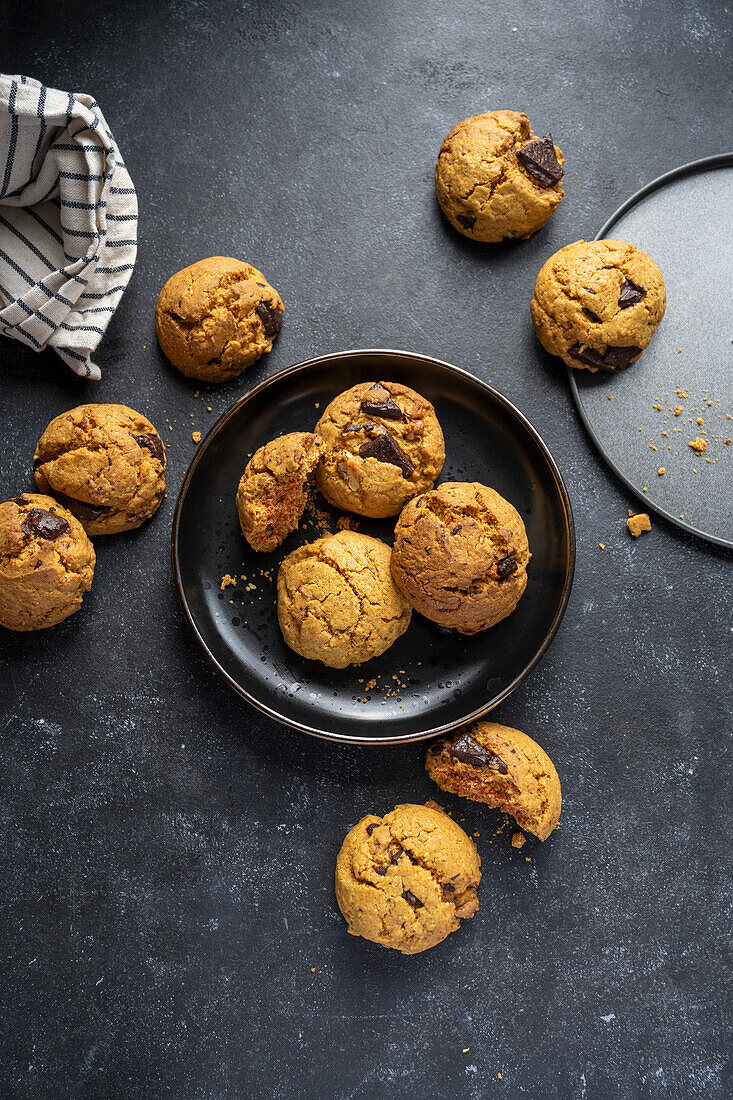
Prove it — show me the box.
[435,110,564,242]
[391,481,530,634]
[276,530,411,668]
[335,801,481,954]
[530,239,666,371]
[155,256,283,382]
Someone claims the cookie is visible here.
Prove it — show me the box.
[426,722,561,841]
[277,530,411,668]
[435,111,564,242]
[315,381,445,518]
[155,256,283,382]
[0,493,95,631]
[236,432,323,552]
[390,481,530,634]
[335,802,481,954]
[531,239,666,371]
[34,404,166,536]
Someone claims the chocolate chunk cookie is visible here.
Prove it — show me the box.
[531,239,666,371]
[155,256,283,382]
[277,531,411,668]
[236,432,323,552]
[436,111,564,242]
[426,722,561,841]
[34,404,166,536]
[390,481,530,634]
[315,382,445,518]
[0,493,95,631]
[335,802,481,954]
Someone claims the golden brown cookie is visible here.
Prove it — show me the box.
[531,239,666,371]
[236,432,323,552]
[335,802,481,954]
[315,381,445,519]
[277,530,411,668]
[426,722,561,841]
[0,493,95,631]
[155,256,283,382]
[34,404,166,536]
[435,111,564,242]
[390,481,530,634]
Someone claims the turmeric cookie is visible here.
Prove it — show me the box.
[277,530,411,668]
[315,381,445,518]
[335,802,481,954]
[155,256,283,382]
[34,404,166,536]
[0,493,95,631]
[426,722,561,841]
[236,432,323,552]
[390,481,530,634]
[435,111,564,242]
[531,239,666,371]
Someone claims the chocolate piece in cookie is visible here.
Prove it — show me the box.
[236,432,323,553]
[315,381,445,518]
[0,493,95,632]
[34,404,166,536]
[531,239,666,371]
[335,802,481,954]
[426,721,561,841]
[516,132,564,187]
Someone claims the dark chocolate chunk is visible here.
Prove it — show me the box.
[359,432,414,478]
[618,279,644,308]
[132,433,165,463]
[451,524,462,535]
[449,732,509,773]
[20,508,70,541]
[359,391,404,420]
[342,422,363,433]
[496,554,518,579]
[366,823,377,836]
[255,301,282,337]
[456,213,476,230]
[584,308,601,324]
[47,489,110,521]
[376,866,387,876]
[12,495,29,505]
[402,890,423,909]
[516,132,563,187]
[569,343,641,372]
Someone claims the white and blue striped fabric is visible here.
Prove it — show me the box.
[0,74,138,379]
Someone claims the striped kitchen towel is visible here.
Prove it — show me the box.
[0,74,138,379]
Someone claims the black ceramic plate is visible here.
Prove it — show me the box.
[568,154,733,548]
[172,350,575,744]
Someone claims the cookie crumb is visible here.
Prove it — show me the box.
[696,417,704,425]
[365,678,376,690]
[598,542,605,549]
[310,967,316,973]
[220,574,237,589]
[657,467,665,475]
[688,437,707,454]
[336,515,360,532]
[627,513,651,537]
[511,832,526,849]
[192,431,201,443]
[674,405,683,416]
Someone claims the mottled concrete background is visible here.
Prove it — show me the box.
[1,1,731,1097]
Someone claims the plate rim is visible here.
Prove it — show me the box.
[171,348,576,745]
[566,152,733,550]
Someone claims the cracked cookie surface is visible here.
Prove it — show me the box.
[0,493,95,631]
[315,381,445,519]
[236,432,323,552]
[34,404,166,536]
[155,256,283,382]
[435,110,564,242]
[426,722,561,841]
[531,239,666,371]
[335,801,481,954]
[391,481,530,634]
[277,530,411,668]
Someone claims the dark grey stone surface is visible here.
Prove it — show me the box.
[0,1,731,1097]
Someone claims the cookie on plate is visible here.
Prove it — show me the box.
[390,481,530,634]
[426,722,561,841]
[435,110,564,242]
[0,493,95,631]
[277,530,411,668]
[236,432,323,552]
[315,381,445,518]
[155,256,283,382]
[34,404,166,536]
[335,801,481,954]
[531,239,666,371]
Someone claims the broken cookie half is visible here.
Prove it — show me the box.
[236,431,323,552]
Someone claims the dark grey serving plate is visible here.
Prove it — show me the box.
[568,154,733,548]
[172,350,575,743]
